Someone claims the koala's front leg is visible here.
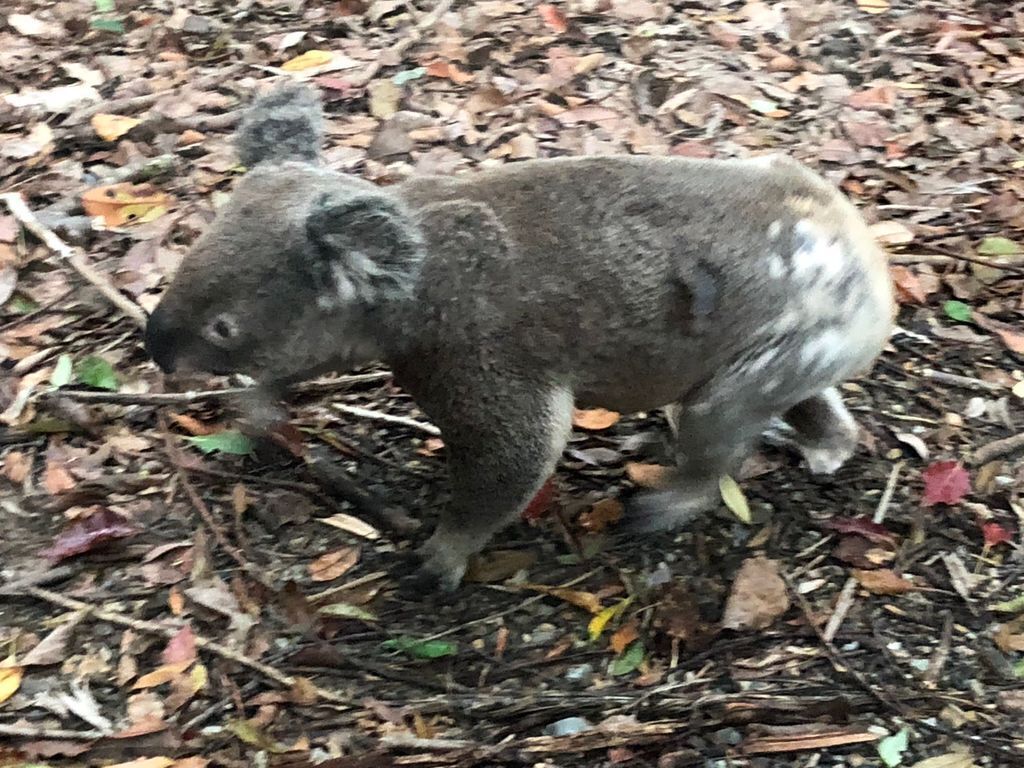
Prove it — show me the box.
[411,384,574,592]
[768,387,860,475]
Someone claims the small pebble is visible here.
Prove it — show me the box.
[544,716,591,737]
[564,664,594,687]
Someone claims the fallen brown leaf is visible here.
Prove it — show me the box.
[309,546,361,582]
[852,568,916,595]
[721,556,790,631]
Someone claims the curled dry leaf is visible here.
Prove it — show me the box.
[521,583,603,613]
[309,546,360,582]
[572,407,620,430]
[625,461,671,489]
[852,568,916,595]
[40,508,140,563]
[721,556,790,631]
[464,548,538,583]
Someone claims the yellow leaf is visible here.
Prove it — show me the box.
[189,663,208,693]
[0,663,23,704]
[91,113,142,141]
[281,50,334,72]
[587,596,633,641]
[719,475,751,524]
[856,0,889,13]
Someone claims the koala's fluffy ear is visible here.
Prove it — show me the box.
[235,83,324,168]
[305,191,424,305]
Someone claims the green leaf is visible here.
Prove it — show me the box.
[609,639,645,676]
[75,356,119,391]
[317,603,378,622]
[50,354,74,388]
[5,294,38,314]
[89,17,125,33]
[1014,658,1024,679]
[185,430,254,456]
[877,728,910,767]
[381,637,457,659]
[943,300,972,323]
[977,236,1019,256]
[990,594,1024,613]
[719,475,751,524]
[392,67,426,85]
[95,0,116,10]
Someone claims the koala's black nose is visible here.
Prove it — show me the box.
[144,307,179,374]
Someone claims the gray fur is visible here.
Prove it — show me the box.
[235,82,324,168]
[145,86,896,592]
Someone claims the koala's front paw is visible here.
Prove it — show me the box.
[621,486,718,533]
[395,533,468,597]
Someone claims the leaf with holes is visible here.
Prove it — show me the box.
[82,183,171,227]
[921,461,970,506]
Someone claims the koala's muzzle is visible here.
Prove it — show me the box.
[144,306,181,373]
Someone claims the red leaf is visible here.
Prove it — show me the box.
[921,460,971,506]
[824,516,896,545]
[39,509,139,563]
[521,476,557,521]
[537,3,568,33]
[982,522,1013,549]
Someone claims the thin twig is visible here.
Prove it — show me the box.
[823,461,903,644]
[19,585,353,707]
[923,610,954,688]
[893,242,1024,276]
[333,403,441,436]
[972,430,1024,465]
[921,368,1004,393]
[0,723,105,741]
[1,193,147,329]
[37,371,393,407]
[784,574,908,716]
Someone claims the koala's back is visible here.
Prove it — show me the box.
[396,155,893,414]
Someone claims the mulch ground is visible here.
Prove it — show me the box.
[1,0,1023,766]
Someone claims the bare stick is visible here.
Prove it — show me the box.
[921,368,1003,393]
[0,723,105,741]
[823,461,902,643]
[1,193,147,329]
[972,431,1024,465]
[333,402,441,436]
[20,585,353,707]
[38,372,393,406]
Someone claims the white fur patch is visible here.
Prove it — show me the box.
[791,220,846,283]
[768,254,786,279]
[767,220,783,240]
[799,328,846,373]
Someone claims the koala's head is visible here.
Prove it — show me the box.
[144,84,424,389]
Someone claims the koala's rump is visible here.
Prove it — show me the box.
[399,156,891,415]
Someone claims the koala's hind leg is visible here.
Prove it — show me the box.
[412,384,574,592]
[626,404,769,532]
[765,387,860,475]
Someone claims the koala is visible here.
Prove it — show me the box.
[145,84,895,591]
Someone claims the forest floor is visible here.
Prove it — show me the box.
[1,0,1024,766]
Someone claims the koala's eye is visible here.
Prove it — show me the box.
[205,314,239,345]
